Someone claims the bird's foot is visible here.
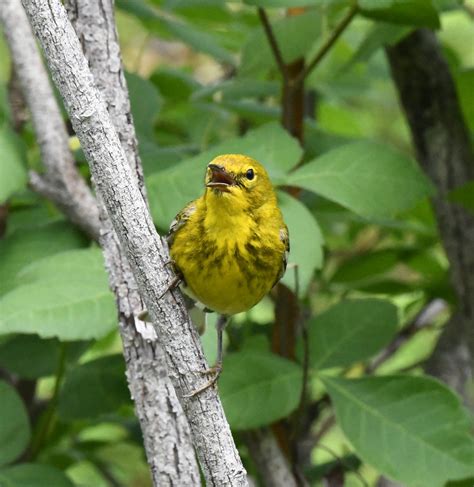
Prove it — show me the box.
[158,274,182,300]
[184,364,222,398]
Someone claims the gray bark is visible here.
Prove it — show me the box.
[1,0,200,484]
[386,29,474,407]
[64,0,200,484]
[21,1,247,485]
[0,0,100,240]
[244,428,298,487]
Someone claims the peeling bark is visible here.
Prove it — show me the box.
[21,1,247,484]
[386,29,474,406]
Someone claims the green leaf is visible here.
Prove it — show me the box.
[331,249,399,284]
[220,351,302,430]
[192,79,280,102]
[0,381,30,466]
[243,0,332,7]
[278,191,324,294]
[305,299,398,369]
[0,248,116,340]
[148,122,302,229]
[240,11,321,75]
[323,375,474,486]
[126,72,162,140]
[348,22,411,66]
[455,68,474,134]
[448,181,474,214]
[162,18,235,64]
[286,141,434,219]
[150,67,200,102]
[0,127,27,203]
[358,0,440,29]
[0,221,88,295]
[0,335,60,379]
[0,464,74,487]
[58,355,129,420]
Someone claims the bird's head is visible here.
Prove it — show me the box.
[204,154,275,209]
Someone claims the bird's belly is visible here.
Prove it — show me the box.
[175,249,279,315]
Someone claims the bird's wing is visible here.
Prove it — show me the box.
[273,224,290,287]
[166,201,197,247]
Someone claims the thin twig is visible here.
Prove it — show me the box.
[366,299,447,374]
[313,415,336,446]
[29,344,67,460]
[258,8,288,80]
[315,444,369,487]
[292,3,358,86]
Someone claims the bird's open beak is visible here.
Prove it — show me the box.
[206,164,235,192]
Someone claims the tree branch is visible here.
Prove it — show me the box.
[1,0,200,483]
[292,3,358,87]
[386,29,474,407]
[244,428,298,487]
[63,0,200,484]
[21,0,247,484]
[0,0,100,240]
[258,8,287,81]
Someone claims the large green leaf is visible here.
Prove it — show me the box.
[162,17,235,64]
[0,248,116,340]
[243,0,332,6]
[448,181,474,214]
[331,249,399,284]
[126,72,162,140]
[0,221,88,295]
[240,11,321,75]
[358,0,440,28]
[58,355,129,420]
[148,122,302,228]
[455,68,474,134]
[323,375,474,486]
[0,464,74,487]
[348,22,411,66]
[0,127,27,203]
[286,140,434,219]
[305,299,398,369]
[192,79,280,102]
[278,191,324,294]
[0,381,30,466]
[220,351,302,430]
[0,335,60,379]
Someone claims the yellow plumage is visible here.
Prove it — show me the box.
[168,154,289,316]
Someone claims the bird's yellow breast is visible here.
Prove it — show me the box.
[170,194,285,315]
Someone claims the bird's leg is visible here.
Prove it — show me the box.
[157,274,182,300]
[185,314,229,398]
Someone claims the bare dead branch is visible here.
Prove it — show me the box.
[20,0,248,483]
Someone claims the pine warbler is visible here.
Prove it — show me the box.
[167,154,289,393]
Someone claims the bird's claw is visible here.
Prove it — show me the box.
[184,364,222,398]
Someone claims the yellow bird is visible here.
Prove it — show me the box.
[167,154,289,393]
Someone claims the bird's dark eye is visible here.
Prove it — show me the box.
[245,168,254,180]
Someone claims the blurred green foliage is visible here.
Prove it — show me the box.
[1,0,474,485]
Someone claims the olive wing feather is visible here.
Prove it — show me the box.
[166,202,196,247]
